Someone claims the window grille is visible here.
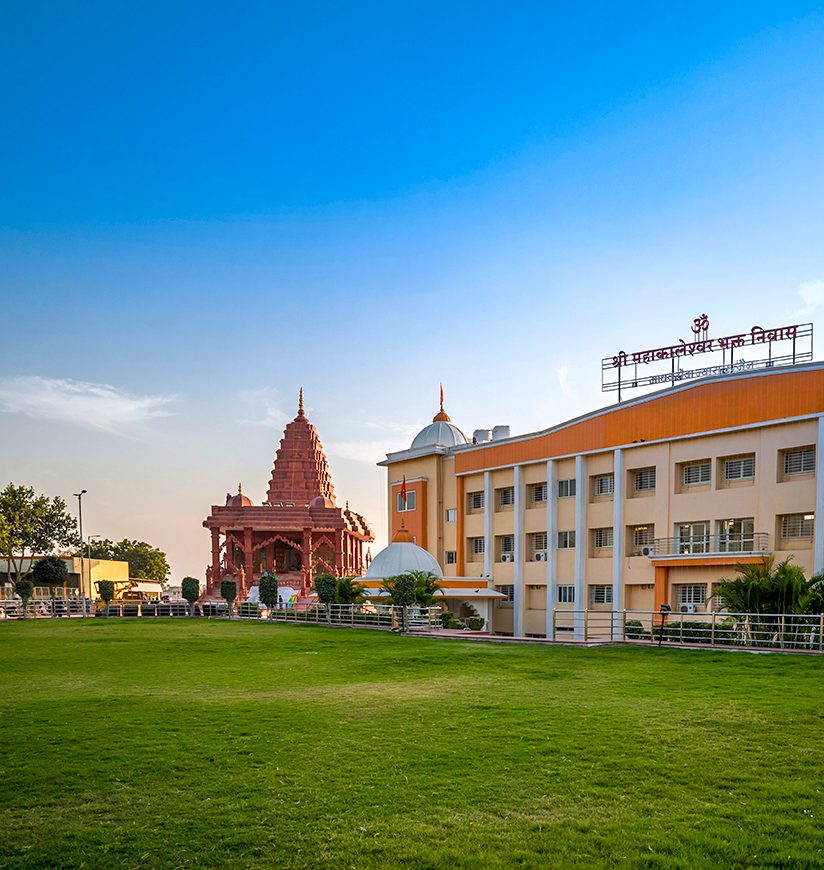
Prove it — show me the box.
[723,456,755,481]
[557,585,575,603]
[468,491,484,511]
[558,479,576,498]
[593,528,613,548]
[445,551,457,565]
[634,468,656,491]
[557,530,576,549]
[531,483,547,503]
[470,537,485,554]
[590,585,613,605]
[676,584,707,604]
[593,474,614,496]
[633,526,654,547]
[784,447,815,475]
[532,532,547,550]
[498,487,515,507]
[780,513,814,539]
[497,585,515,602]
[682,462,711,485]
[499,535,514,553]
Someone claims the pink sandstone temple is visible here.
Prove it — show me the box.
[202,390,374,599]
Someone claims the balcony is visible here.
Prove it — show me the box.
[650,533,770,558]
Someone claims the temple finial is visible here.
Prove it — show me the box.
[298,386,304,416]
[432,382,451,423]
[439,382,444,412]
[238,482,243,494]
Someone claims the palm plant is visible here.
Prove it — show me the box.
[335,576,368,605]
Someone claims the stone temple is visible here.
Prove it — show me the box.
[203,390,374,599]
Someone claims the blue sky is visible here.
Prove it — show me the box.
[2,2,824,578]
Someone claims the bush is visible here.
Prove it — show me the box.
[447,618,466,630]
[237,601,260,618]
[624,619,649,640]
[466,616,485,631]
[439,610,453,628]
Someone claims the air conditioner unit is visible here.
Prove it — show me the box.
[679,603,697,614]
[642,546,655,557]
[501,553,513,563]
[535,551,547,562]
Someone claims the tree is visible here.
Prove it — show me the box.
[220,579,237,617]
[335,575,368,605]
[31,555,69,607]
[314,572,338,623]
[98,580,115,617]
[86,538,170,581]
[711,557,820,615]
[406,570,444,606]
[180,577,200,617]
[0,484,79,591]
[380,573,416,631]
[16,579,33,618]
[258,573,278,619]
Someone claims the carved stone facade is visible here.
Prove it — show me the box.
[203,391,373,599]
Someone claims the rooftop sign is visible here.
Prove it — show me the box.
[602,315,813,401]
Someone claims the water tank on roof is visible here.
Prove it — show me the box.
[492,425,511,441]
[473,429,492,443]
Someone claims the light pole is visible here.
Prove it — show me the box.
[87,535,101,611]
[74,490,87,616]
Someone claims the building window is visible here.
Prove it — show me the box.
[558,478,576,498]
[723,455,755,482]
[717,518,754,552]
[590,585,613,605]
[593,474,614,497]
[497,487,515,508]
[445,508,457,523]
[531,483,547,503]
[593,528,613,549]
[557,530,576,549]
[633,468,656,492]
[677,521,710,554]
[557,585,575,603]
[467,491,484,512]
[784,446,815,476]
[531,532,547,551]
[682,461,711,486]
[497,584,515,603]
[780,513,814,540]
[470,537,485,555]
[445,550,457,565]
[632,525,655,549]
[676,584,707,605]
[497,535,514,556]
[396,490,417,512]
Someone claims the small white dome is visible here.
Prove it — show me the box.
[411,421,468,450]
[364,542,443,580]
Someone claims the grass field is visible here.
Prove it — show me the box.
[1,620,822,869]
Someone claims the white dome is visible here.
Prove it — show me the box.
[364,542,443,580]
[411,420,468,450]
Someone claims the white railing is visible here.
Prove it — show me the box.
[552,609,824,651]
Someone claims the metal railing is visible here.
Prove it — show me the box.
[651,533,770,556]
[552,609,824,652]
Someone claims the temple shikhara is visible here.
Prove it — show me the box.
[203,390,374,600]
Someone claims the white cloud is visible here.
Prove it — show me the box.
[237,388,289,428]
[555,363,575,399]
[0,376,174,434]
[792,279,824,317]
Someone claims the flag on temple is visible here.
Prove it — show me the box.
[439,382,444,409]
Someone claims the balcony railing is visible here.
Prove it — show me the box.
[650,533,770,557]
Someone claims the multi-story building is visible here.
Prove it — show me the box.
[379,363,824,637]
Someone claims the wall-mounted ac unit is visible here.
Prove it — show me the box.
[535,551,547,562]
[501,553,513,563]
[679,603,697,614]
[642,546,655,557]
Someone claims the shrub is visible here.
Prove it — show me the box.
[180,577,200,616]
[220,580,237,616]
[439,610,453,628]
[258,574,278,617]
[447,618,466,630]
[466,616,485,631]
[624,619,649,640]
[237,601,260,618]
[98,580,115,616]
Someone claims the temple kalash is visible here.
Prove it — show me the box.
[202,390,374,604]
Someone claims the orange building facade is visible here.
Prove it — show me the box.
[379,364,824,637]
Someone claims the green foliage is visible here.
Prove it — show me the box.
[98,580,115,603]
[407,570,443,606]
[220,580,237,612]
[711,556,824,615]
[447,618,466,629]
[0,483,79,590]
[623,619,649,639]
[16,579,33,617]
[181,577,200,616]
[86,538,170,581]
[439,610,453,628]
[313,572,338,605]
[334,575,368,605]
[258,574,279,616]
[466,616,485,631]
[237,602,260,618]
[380,573,416,608]
[31,555,69,591]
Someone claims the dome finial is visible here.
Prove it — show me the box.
[298,387,304,416]
[238,482,243,494]
[432,382,451,422]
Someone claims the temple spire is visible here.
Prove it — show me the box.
[432,382,451,423]
[298,387,304,417]
[238,482,243,494]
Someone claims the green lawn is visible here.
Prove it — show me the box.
[0,620,822,868]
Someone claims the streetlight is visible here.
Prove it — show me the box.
[87,535,101,610]
[73,490,87,616]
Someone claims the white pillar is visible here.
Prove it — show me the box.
[546,459,558,639]
[483,471,493,579]
[574,455,587,640]
[612,448,624,637]
[513,465,524,637]
[815,415,824,574]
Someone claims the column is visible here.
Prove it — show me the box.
[334,531,343,575]
[483,471,493,578]
[815,415,824,574]
[546,459,558,638]
[302,528,312,591]
[612,448,624,637]
[243,528,253,592]
[210,528,221,593]
[513,465,524,638]
[574,455,587,640]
